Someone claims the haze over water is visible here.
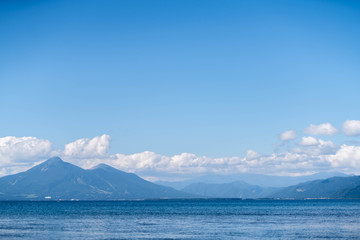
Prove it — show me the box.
[1,199,360,240]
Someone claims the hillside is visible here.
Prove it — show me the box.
[269,176,360,199]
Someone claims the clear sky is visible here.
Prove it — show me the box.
[1,0,360,179]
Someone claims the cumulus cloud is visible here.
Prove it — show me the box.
[0,134,113,177]
[299,136,319,146]
[305,123,338,135]
[342,120,360,136]
[315,140,338,155]
[64,134,111,158]
[109,151,242,175]
[0,136,55,177]
[0,136,53,166]
[246,150,259,160]
[293,138,338,156]
[74,149,335,178]
[279,130,296,141]
[325,144,360,168]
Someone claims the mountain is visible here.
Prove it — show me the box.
[181,181,279,199]
[180,175,360,199]
[269,176,360,199]
[0,157,193,200]
[156,172,349,189]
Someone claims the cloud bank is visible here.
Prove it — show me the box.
[0,120,359,179]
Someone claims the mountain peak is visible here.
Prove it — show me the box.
[92,163,118,171]
[45,157,64,164]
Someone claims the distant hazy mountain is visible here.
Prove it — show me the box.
[156,172,349,189]
[269,176,360,199]
[181,181,279,199]
[0,157,192,200]
[181,176,360,199]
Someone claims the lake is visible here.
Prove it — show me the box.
[0,199,360,239]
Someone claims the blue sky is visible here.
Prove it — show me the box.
[1,0,360,179]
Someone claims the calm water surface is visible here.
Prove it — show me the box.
[0,199,359,239]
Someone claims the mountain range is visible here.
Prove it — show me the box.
[178,176,360,199]
[0,157,359,200]
[156,171,349,189]
[0,157,192,200]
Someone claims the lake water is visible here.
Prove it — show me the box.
[0,199,360,239]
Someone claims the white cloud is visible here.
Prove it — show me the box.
[76,149,334,178]
[0,136,53,166]
[108,151,242,175]
[299,136,319,146]
[305,123,338,135]
[325,144,360,168]
[342,120,360,136]
[0,136,55,177]
[246,150,259,160]
[316,140,338,155]
[279,130,296,141]
[293,139,338,156]
[64,134,111,158]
